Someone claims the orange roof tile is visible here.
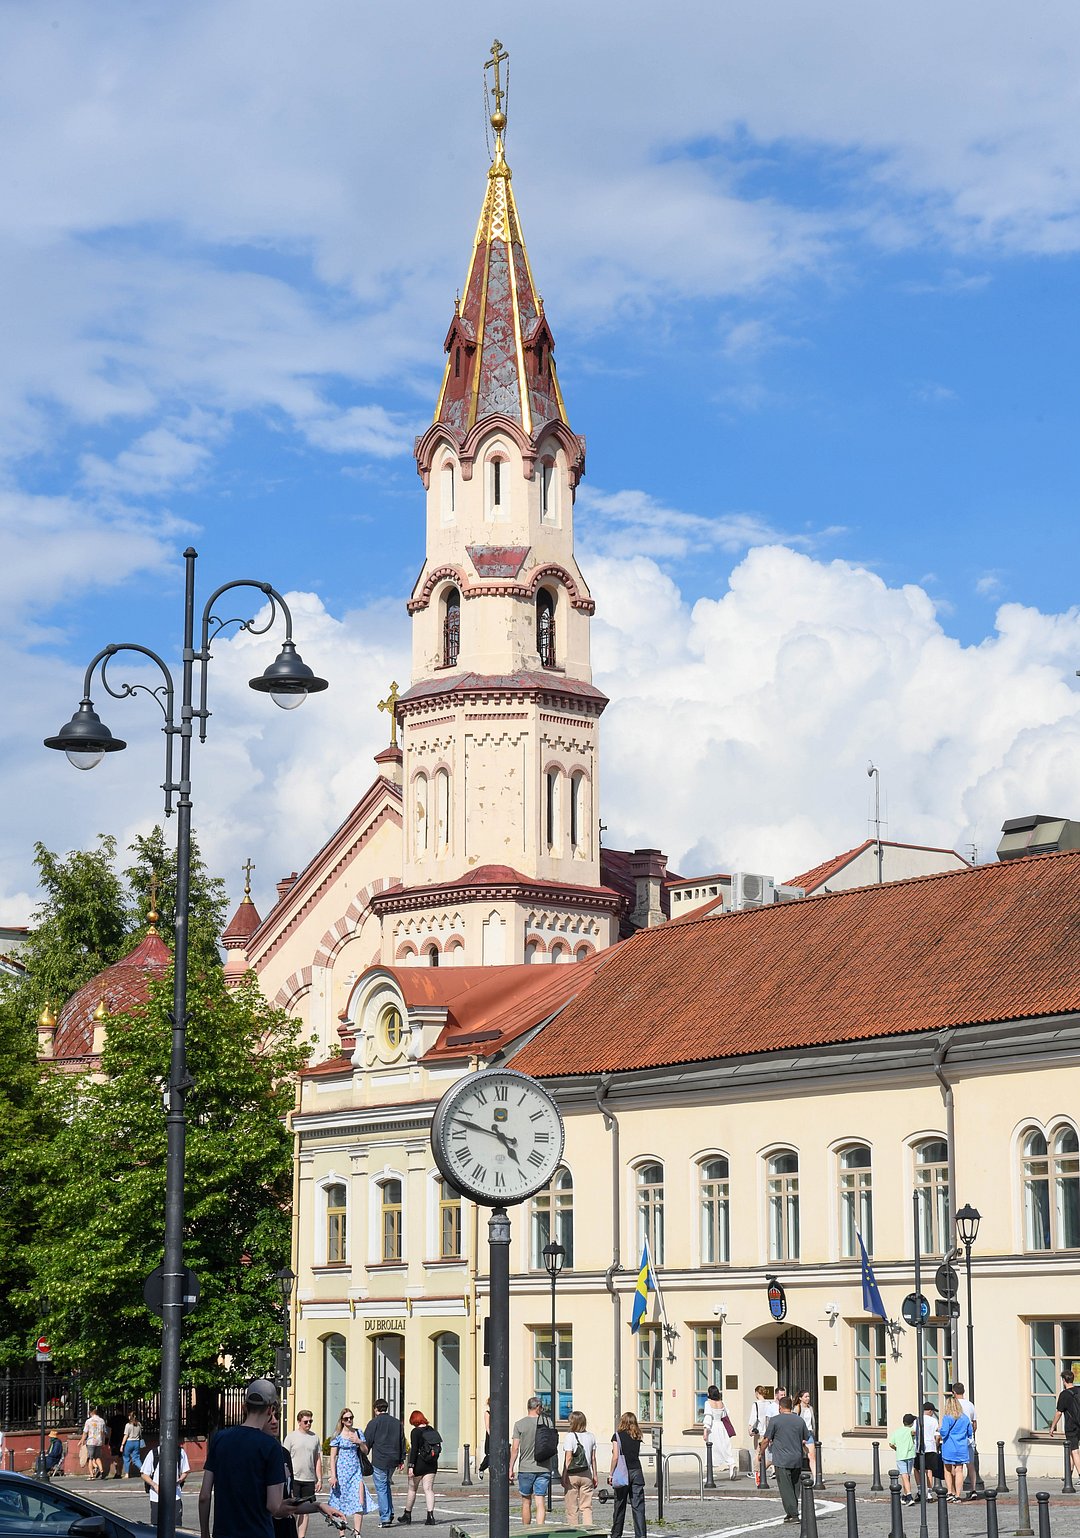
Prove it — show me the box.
[511,849,1080,1078]
[52,929,170,1060]
[788,838,968,893]
[222,896,262,945]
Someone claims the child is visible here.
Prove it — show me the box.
[889,1413,917,1503]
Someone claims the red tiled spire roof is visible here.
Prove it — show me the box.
[52,927,170,1060]
[511,848,1080,1078]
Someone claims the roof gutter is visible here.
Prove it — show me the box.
[932,1030,958,1256]
[595,1072,621,1423]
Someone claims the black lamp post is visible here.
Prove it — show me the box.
[542,1240,565,1422]
[275,1267,295,1438]
[955,1203,982,1495]
[44,547,327,1538]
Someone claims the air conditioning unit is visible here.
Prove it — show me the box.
[731,872,775,910]
[775,884,805,903]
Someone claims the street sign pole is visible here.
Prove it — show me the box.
[35,1339,50,1479]
[914,1193,929,1538]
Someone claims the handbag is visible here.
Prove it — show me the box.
[567,1435,589,1475]
[611,1451,629,1488]
[721,1413,735,1437]
[359,1448,374,1477]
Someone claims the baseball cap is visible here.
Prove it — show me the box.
[245,1378,280,1409]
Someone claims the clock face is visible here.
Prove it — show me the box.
[431,1068,565,1206]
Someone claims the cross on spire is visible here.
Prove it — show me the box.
[242,858,255,901]
[486,38,508,122]
[378,681,401,749]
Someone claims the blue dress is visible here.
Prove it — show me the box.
[331,1434,375,1516]
[938,1414,972,1466]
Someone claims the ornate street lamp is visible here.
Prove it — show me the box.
[542,1240,565,1423]
[44,547,326,1538]
[954,1203,982,1494]
[275,1266,296,1437]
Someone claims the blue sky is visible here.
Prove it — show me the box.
[4,0,1080,920]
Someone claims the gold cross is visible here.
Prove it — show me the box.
[242,858,255,898]
[378,681,401,749]
[486,39,508,118]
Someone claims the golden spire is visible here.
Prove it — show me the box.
[241,858,255,904]
[147,872,160,934]
[485,38,509,171]
[93,992,108,1022]
[38,1000,56,1030]
[378,681,401,749]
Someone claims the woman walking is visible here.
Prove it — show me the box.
[702,1387,738,1481]
[796,1391,816,1478]
[399,1411,440,1525]
[609,1411,647,1538]
[560,1410,598,1526]
[329,1409,376,1535]
[937,1394,973,1502]
[121,1413,144,1478]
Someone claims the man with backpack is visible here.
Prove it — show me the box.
[1051,1369,1080,1481]
[509,1397,558,1527]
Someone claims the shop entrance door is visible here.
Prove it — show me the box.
[776,1327,818,1402]
[372,1333,404,1419]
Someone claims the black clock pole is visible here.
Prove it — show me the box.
[489,1206,511,1538]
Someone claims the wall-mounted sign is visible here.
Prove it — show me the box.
[766,1277,787,1322]
[364,1317,407,1333]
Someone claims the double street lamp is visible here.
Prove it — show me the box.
[542,1241,565,1423]
[44,547,327,1538]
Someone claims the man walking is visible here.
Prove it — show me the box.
[508,1397,553,1527]
[142,1438,190,1528]
[283,1412,323,1538]
[1051,1370,1080,1482]
[200,1378,326,1538]
[761,1396,810,1523]
[363,1398,406,1528]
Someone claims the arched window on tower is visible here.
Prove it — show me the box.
[415,774,429,855]
[434,768,450,854]
[536,589,556,668]
[486,447,510,520]
[440,461,456,523]
[442,587,460,668]
[570,772,586,854]
[540,458,557,523]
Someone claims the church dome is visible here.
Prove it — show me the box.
[51,926,170,1061]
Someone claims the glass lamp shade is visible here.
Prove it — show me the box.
[249,641,328,710]
[542,1240,566,1279]
[955,1204,981,1247]
[44,700,126,770]
[275,1266,296,1305]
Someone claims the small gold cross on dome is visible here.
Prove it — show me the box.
[378,681,401,748]
[242,858,255,899]
[486,39,508,119]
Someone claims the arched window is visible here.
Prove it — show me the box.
[424,943,440,968]
[442,587,460,668]
[415,774,429,855]
[570,772,585,853]
[444,939,464,967]
[1023,1125,1080,1251]
[434,768,450,853]
[380,1005,404,1055]
[525,939,543,964]
[540,458,557,523]
[486,449,509,519]
[440,461,456,522]
[914,1139,950,1255]
[699,1157,730,1265]
[536,589,556,668]
[574,945,590,962]
[545,769,560,850]
[550,942,570,964]
[325,1180,348,1265]
[838,1144,873,1257]
[381,1178,403,1262]
[530,1166,574,1269]
[323,1333,347,1440]
[636,1162,664,1265]
[767,1149,800,1261]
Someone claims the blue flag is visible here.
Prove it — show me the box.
[629,1246,654,1334]
[857,1230,887,1319]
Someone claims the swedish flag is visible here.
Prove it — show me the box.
[629,1246,654,1334]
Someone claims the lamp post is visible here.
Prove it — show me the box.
[275,1267,296,1437]
[44,547,327,1538]
[542,1240,565,1424]
[955,1203,982,1495]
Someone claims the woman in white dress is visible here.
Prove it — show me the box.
[797,1390,816,1477]
[702,1386,738,1480]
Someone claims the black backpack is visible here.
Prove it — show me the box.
[421,1426,443,1459]
[533,1414,560,1464]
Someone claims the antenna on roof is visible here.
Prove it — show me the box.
[867,762,884,884]
[967,841,978,866]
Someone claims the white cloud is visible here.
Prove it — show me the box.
[578,487,813,562]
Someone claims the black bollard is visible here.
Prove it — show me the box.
[845,1479,859,1538]
[937,1479,951,1538]
[1035,1492,1050,1538]
[1064,1440,1076,1495]
[872,1442,884,1493]
[1015,1467,1033,1537]
[759,1445,770,1491]
[802,1471,820,1538]
[461,1443,472,1487]
[996,1443,1009,1494]
[889,1469,905,1538]
[815,1437,825,1490]
[705,1441,716,1489]
[986,1488,1000,1538]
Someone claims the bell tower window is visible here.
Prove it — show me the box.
[536,589,556,668]
[440,461,456,523]
[442,587,460,668]
[540,459,557,523]
[485,447,510,520]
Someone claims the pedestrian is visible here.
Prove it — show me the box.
[199,1377,331,1538]
[937,1393,973,1502]
[747,1386,770,1485]
[760,1395,809,1523]
[81,1407,106,1480]
[142,1438,190,1527]
[1050,1369,1080,1483]
[702,1387,737,1481]
[918,1401,942,1501]
[608,1410,646,1538]
[949,1381,978,1498]
[560,1409,598,1526]
[329,1409,376,1536]
[795,1391,816,1478]
[284,1411,323,1538]
[121,1412,144,1478]
[509,1396,554,1527]
[399,1410,440,1525]
[888,1414,917,1503]
[363,1398,407,1529]
[108,1413,126,1479]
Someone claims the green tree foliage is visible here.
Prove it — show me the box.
[124,827,227,971]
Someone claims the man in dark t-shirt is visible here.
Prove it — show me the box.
[762,1397,809,1522]
[200,1378,327,1538]
[1051,1369,1080,1481]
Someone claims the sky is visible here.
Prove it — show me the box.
[4,0,1080,923]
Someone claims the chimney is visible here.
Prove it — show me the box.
[628,848,668,930]
[276,872,299,903]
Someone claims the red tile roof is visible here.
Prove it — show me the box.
[788,838,968,893]
[511,849,1080,1078]
[222,896,263,945]
[52,929,170,1060]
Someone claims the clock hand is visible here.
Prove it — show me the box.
[451,1117,523,1165]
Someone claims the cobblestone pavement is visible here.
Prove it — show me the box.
[72,1472,1080,1538]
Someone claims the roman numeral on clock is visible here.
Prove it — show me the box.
[472,1163,487,1181]
[453,1146,470,1163]
[527,1149,545,1168]
[535,1131,550,1142]
[495,1083,508,1100]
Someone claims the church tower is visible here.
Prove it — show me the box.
[380,43,621,967]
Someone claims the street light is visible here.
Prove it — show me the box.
[275,1266,296,1437]
[954,1203,982,1494]
[44,547,327,1538]
[542,1241,565,1424]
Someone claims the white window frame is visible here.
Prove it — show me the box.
[368,1167,407,1266]
[315,1171,350,1268]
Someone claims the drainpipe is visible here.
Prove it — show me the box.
[596,1073,621,1423]
[931,1031,957,1238]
